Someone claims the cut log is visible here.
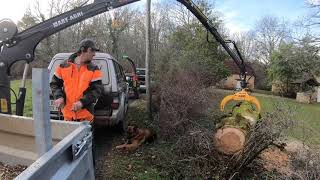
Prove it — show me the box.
[214,127,246,155]
[214,102,260,155]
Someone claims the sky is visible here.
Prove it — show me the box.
[0,0,146,22]
[0,0,318,34]
[215,0,314,34]
[0,0,38,22]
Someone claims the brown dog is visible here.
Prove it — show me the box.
[116,125,156,151]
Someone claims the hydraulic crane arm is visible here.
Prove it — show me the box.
[0,0,246,80]
[0,0,139,115]
[177,0,246,82]
[0,0,140,73]
[0,0,249,115]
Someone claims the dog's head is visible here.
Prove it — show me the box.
[126,125,139,138]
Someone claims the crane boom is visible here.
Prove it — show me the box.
[0,0,248,115]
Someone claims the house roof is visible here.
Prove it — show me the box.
[224,60,255,76]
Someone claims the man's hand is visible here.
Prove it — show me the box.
[54,97,64,108]
[71,101,83,112]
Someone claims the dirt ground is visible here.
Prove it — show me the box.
[0,162,27,180]
[94,98,141,179]
[260,147,292,176]
[94,97,157,180]
[258,140,319,178]
[94,127,122,179]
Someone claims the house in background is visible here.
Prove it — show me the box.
[219,60,255,90]
[290,75,320,103]
[272,74,320,103]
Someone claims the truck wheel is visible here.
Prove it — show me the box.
[117,118,127,133]
[134,89,139,99]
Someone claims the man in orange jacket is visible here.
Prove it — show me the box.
[50,39,103,122]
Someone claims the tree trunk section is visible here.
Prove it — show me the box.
[214,102,260,155]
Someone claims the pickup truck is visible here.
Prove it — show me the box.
[136,68,146,92]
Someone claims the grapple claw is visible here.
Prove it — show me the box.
[220,89,261,113]
[220,94,235,111]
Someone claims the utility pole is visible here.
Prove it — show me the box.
[145,0,152,118]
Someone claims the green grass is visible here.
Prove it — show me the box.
[103,150,164,180]
[10,79,32,117]
[254,93,320,146]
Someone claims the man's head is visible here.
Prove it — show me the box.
[78,39,100,63]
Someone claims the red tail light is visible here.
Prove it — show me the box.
[111,98,119,109]
[133,75,138,81]
[111,103,119,109]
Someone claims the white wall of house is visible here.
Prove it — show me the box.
[222,74,255,90]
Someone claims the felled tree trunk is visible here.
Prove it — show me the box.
[214,102,261,155]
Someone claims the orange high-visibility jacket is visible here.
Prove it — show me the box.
[50,54,103,122]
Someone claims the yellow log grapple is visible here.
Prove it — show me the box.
[220,89,261,113]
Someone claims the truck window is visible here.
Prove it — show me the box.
[49,59,65,82]
[113,61,122,83]
[91,59,109,85]
[136,69,145,75]
[118,65,126,82]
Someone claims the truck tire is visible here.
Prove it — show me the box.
[117,118,127,133]
[134,89,139,99]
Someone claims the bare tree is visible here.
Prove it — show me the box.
[305,1,320,45]
[107,7,136,59]
[306,1,320,26]
[232,31,257,62]
[253,16,291,66]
